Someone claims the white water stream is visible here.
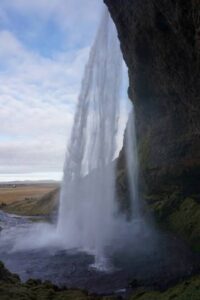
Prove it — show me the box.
[57,9,123,268]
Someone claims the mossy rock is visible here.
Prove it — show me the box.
[168,198,200,251]
[0,283,117,300]
[0,261,116,300]
[1,260,200,300]
[129,276,200,300]
[148,192,200,251]
[0,261,20,284]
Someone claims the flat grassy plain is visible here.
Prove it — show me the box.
[0,183,60,216]
[0,183,58,205]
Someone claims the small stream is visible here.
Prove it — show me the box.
[0,210,199,295]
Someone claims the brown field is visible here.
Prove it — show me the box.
[0,183,60,216]
[0,183,59,205]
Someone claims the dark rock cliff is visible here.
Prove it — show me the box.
[105,0,200,248]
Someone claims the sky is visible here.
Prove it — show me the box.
[0,0,129,181]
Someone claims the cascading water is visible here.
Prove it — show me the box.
[57,8,123,267]
[117,105,156,261]
[125,107,141,218]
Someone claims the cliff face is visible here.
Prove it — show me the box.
[105,0,200,194]
[105,0,200,247]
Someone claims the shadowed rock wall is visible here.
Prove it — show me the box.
[105,0,200,195]
[105,0,200,248]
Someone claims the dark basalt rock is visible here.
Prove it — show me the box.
[0,261,117,299]
[104,0,200,246]
[105,0,200,194]
[0,261,20,284]
[1,259,200,299]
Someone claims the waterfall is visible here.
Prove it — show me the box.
[57,8,122,267]
[125,107,141,218]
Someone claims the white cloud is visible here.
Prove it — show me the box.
[0,30,91,173]
[0,0,104,48]
[1,0,103,24]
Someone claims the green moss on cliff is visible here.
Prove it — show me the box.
[168,198,200,251]
[147,193,200,251]
[130,276,200,300]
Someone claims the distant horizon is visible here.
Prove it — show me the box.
[0,171,63,182]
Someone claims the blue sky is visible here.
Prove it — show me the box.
[0,0,129,179]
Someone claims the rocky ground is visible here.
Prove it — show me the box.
[0,260,200,300]
[0,261,107,300]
